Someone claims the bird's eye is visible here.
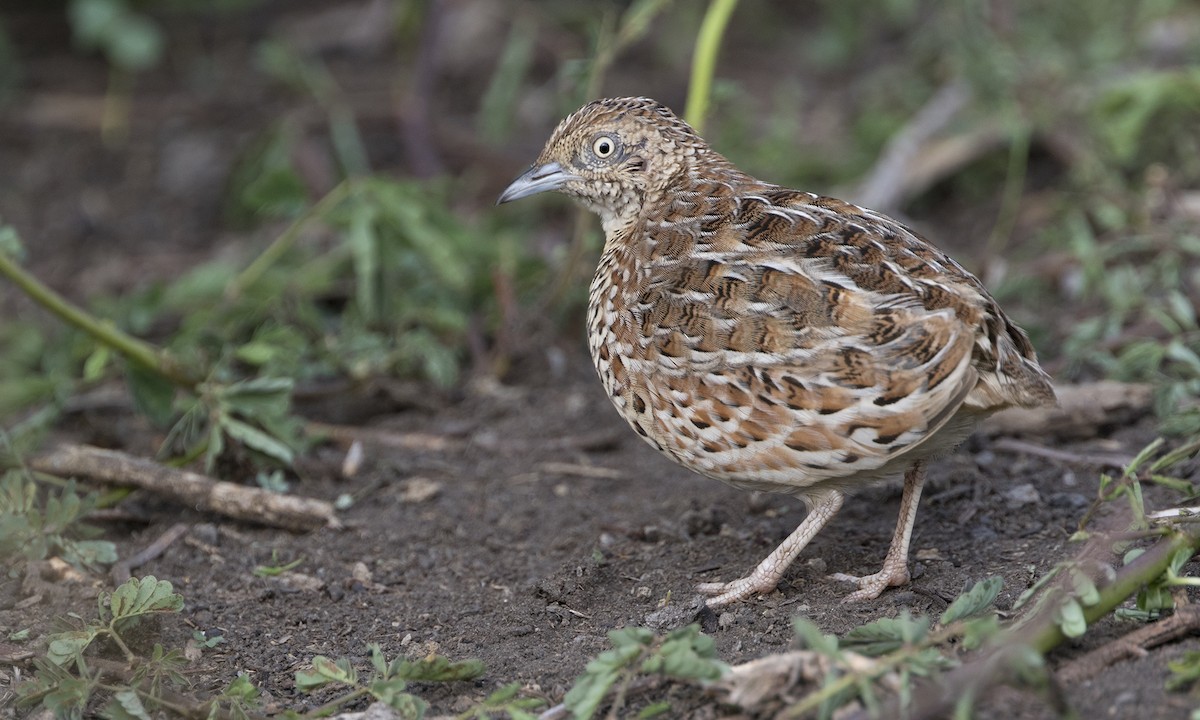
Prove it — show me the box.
[592,135,617,159]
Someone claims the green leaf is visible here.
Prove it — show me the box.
[83,344,112,382]
[641,625,726,681]
[960,615,1001,651]
[68,0,122,46]
[1069,569,1101,607]
[222,673,259,701]
[368,643,389,676]
[367,677,412,706]
[638,701,672,718]
[126,363,176,428]
[222,418,295,466]
[296,656,357,691]
[108,576,184,621]
[348,200,380,323]
[940,576,1003,624]
[64,539,119,568]
[380,690,427,719]
[101,689,151,720]
[1057,598,1088,638]
[0,222,24,259]
[609,626,654,649]
[843,614,929,656]
[1166,650,1200,691]
[564,632,647,720]
[396,655,485,682]
[792,617,839,655]
[42,673,94,718]
[47,629,98,666]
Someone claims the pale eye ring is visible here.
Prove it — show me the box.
[592,134,617,159]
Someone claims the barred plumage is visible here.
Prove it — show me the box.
[500,97,1055,607]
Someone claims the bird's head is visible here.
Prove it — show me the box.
[498,97,719,231]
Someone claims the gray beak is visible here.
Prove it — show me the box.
[496,162,579,205]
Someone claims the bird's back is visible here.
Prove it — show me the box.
[587,174,1055,496]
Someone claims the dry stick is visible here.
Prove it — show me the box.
[89,656,265,720]
[991,437,1135,469]
[30,444,339,532]
[0,249,197,389]
[307,421,464,452]
[1056,602,1200,683]
[111,522,191,585]
[980,380,1154,438]
[893,526,1200,720]
[853,80,972,212]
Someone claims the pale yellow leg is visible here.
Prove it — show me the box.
[698,490,845,608]
[832,460,927,603]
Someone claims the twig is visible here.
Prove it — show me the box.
[991,437,1135,469]
[307,421,464,452]
[111,522,191,585]
[538,462,623,480]
[1056,603,1200,683]
[980,380,1154,438]
[898,524,1200,719]
[1149,506,1200,523]
[225,179,355,300]
[853,81,972,212]
[0,249,198,389]
[30,444,339,531]
[89,656,265,720]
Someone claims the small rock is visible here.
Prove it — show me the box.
[643,597,707,631]
[1004,483,1041,508]
[192,523,219,546]
[398,477,441,504]
[277,572,325,593]
[681,506,725,536]
[1049,492,1089,509]
[352,561,373,585]
[971,524,998,543]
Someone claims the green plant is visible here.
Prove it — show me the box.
[564,624,727,720]
[67,0,164,73]
[16,577,188,717]
[294,644,489,718]
[786,577,1005,717]
[252,551,303,577]
[0,469,117,576]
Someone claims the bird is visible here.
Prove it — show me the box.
[498,97,1056,608]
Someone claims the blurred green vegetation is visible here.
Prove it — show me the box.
[0,0,1198,469]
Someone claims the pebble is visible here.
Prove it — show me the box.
[1004,483,1041,507]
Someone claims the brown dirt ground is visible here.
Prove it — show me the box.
[2,4,1199,719]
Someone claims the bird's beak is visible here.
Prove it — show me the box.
[496,162,579,205]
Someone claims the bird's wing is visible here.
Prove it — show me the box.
[623,188,993,486]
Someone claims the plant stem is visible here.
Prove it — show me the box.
[0,250,198,390]
[1030,528,1200,655]
[225,179,356,301]
[684,0,739,133]
[785,622,965,717]
[302,687,368,718]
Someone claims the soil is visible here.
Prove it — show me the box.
[1,3,1198,719]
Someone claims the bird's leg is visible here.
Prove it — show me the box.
[698,490,845,608]
[832,460,927,603]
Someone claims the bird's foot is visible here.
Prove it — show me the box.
[830,563,910,603]
[696,570,782,609]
